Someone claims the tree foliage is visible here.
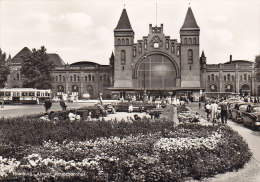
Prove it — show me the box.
[21,46,55,89]
[0,49,10,88]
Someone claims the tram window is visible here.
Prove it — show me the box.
[37,92,40,96]
[22,92,28,96]
[29,92,35,96]
[0,92,4,96]
[5,92,11,96]
[45,92,50,96]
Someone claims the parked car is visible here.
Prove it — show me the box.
[227,100,243,118]
[230,102,251,123]
[240,104,260,130]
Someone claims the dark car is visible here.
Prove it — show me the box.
[240,104,260,130]
[230,102,251,123]
[227,100,242,118]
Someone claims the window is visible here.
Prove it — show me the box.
[121,50,126,65]
[117,39,121,45]
[171,43,175,53]
[59,75,62,82]
[92,76,95,81]
[144,40,147,50]
[227,74,230,81]
[103,75,106,81]
[133,47,136,57]
[57,85,64,92]
[189,38,192,44]
[208,75,210,81]
[244,74,247,81]
[211,74,214,81]
[77,76,80,81]
[177,47,180,56]
[232,75,235,81]
[165,39,169,49]
[72,85,79,92]
[248,75,251,81]
[193,38,196,44]
[184,38,187,44]
[63,76,66,82]
[70,76,72,82]
[56,76,58,82]
[188,49,193,64]
[216,75,218,81]
[88,75,91,81]
[122,39,125,45]
[138,43,142,53]
[86,85,94,97]
[100,76,102,81]
[240,75,242,81]
[224,75,226,81]
[126,38,129,45]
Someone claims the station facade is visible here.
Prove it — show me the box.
[6,7,259,98]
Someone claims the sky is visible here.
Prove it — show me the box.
[0,0,259,65]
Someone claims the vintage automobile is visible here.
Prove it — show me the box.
[76,105,107,119]
[240,104,260,130]
[230,102,251,123]
[114,102,156,112]
[227,100,243,118]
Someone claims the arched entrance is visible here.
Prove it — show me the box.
[136,54,177,89]
[225,84,233,92]
[240,84,251,96]
[209,84,217,92]
[57,85,65,96]
[86,85,94,98]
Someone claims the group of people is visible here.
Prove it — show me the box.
[43,98,67,113]
[204,100,228,124]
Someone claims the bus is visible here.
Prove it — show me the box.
[0,88,51,104]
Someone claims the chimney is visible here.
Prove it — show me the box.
[230,55,232,63]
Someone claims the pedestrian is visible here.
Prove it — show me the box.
[210,101,218,124]
[59,99,67,111]
[0,97,4,108]
[36,97,40,105]
[218,101,228,124]
[44,98,52,113]
[199,102,201,110]
[205,102,211,120]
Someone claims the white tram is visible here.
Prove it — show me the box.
[0,88,51,104]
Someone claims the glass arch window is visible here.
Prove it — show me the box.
[209,84,217,92]
[72,85,79,92]
[57,85,64,92]
[137,54,177,88]
[225,84,233,92]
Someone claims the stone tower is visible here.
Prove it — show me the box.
[200,50,207,88]
[180,7,200,87]
[114,9,134,88]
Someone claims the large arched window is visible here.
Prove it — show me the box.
[72,85,79,92]
[225,84,233,92]
[209,84,217,92]
[137,54,177,88]
[86,85,94,98]
[188,49,193,64]
[57,85,64,92]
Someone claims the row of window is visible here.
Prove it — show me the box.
[208,74,252,82]
[55,75,109,82]
[57,85,94,95]
[183,38,197,45]
[117,38,130,45]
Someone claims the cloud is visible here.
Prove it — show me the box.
[208,15,228,23]
[205,28,234,47]
[58,12,94,35]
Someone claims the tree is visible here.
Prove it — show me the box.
[21,46,55,89]
[255,54,260,81]
[0,49,10,88]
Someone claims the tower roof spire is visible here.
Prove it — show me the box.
[180,7,200,31]
[115,9,133,30]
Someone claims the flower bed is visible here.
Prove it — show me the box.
[0,106,252,181]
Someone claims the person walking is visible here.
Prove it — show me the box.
[210,101,218,124]
[60,99,67,111]
[218,101,228,124]
[205,102,211,120]
[44,98,52,113]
